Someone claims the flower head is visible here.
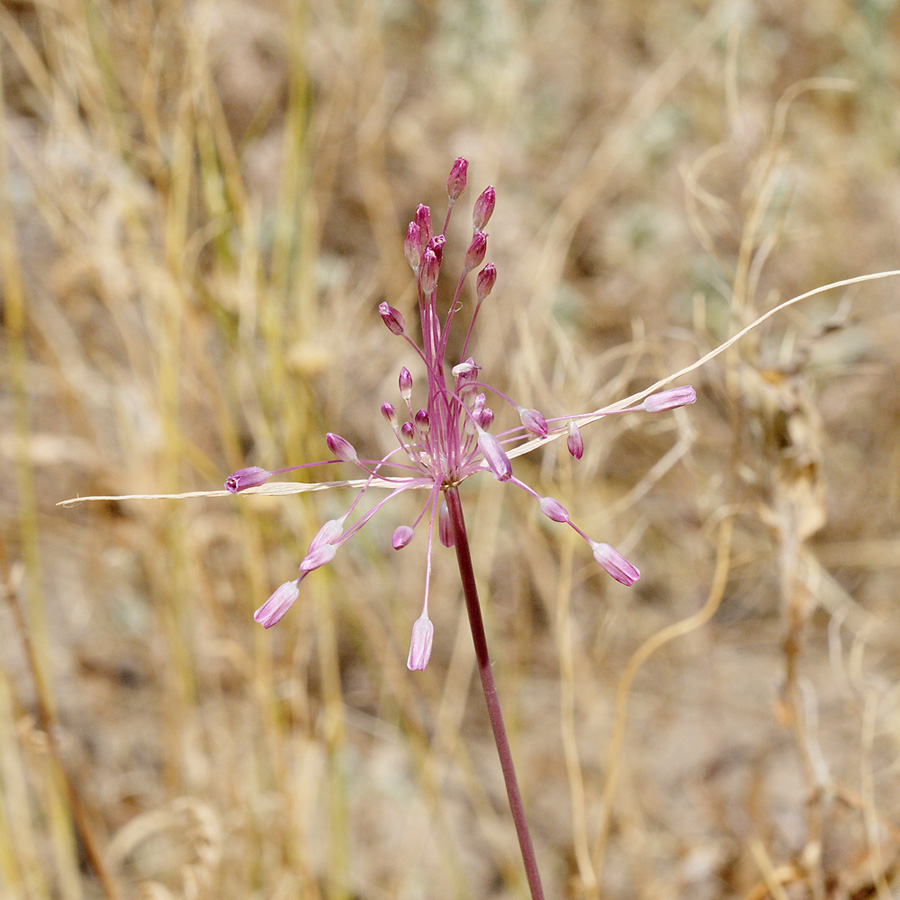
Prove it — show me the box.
[224,159,696,667]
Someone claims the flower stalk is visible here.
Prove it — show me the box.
[445,486,545,900]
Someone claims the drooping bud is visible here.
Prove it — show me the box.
[642,385,697,412]
[379,301,406,335]
[404,222,422,270]
[225,466,271,493]
[326,432,358,463]
[439,501,454,547]
[308,518,344,552]
[381,402,397,425]
[254,579,302,629]
[299,542,338,573]
[474,406,494,429]
[399,366,413,401]
[419,248,439,294]
[464,231,487,274]
[539,496,570,523]
[566,421,584,460]
[518,406,548,439]
[392,525,415,550]
[475,263,497,302]
[590,541,640,586]
[476,426,512,482]
[446,157,468,202]
[415,204,432,247]
[472,186,495,231]
[407,614,435,671]
[451,359,480,379]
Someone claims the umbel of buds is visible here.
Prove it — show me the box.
[226,158,697,671]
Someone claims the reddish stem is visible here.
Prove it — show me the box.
[444,486,545,900]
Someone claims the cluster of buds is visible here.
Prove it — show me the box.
[226,158,696,670]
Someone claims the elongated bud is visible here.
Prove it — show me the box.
[326,432,358,463]
[464,231,487,274]
[427,234,445,265]
[415,408,429,434]
[309,518,344,552]
[518,406,548,439]
[476,426,512,482]
[451,359,480,378]
[447,157,468,202]
[225,466,270,493]
[404,222,422,270]
[473,186,495,231]
[400,420,416,441]
[419,248,439,294]
[299,542,338,573]
[539,496,570,523]
[254,579,301,628]
[381,401,397,425]
[439,501,454,547]
[590,541,640,586]
[379,301,406,335]
[399,366,413,400]
[567,421,584,460]
[407,614,434,671]
[642,385,697,412]
[415,204,432,247]
[392,525,415,550]
[475,263,497,302]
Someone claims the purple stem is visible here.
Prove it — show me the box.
[444,486,545,900]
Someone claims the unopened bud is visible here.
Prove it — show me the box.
[473,186,495,231]
[642,385,697,412]
[439,501,455,547]
[590,541,640,586]
[464,231,487,273]
[567,421,584,460]
[399,366,413,400]
[392,525,415,550]
[326,432,358,463]
[309,518,344,552]
[381,402,397,425]
[447,157,468,202]
[539,497,570,523]
[419,248,439,294]
[254,579,301,628]
[518,406,548,438]
[407,614,435,671]
[225,466,271,493]
[415,204,432,247]
[404,222,422,270]
[415,408,429,434]
[475,263,497,302]
[299,542,338,573]
[476,426,512,482]
[379,301,406,335]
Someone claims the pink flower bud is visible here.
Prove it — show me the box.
[539,497,570,523]
[446,157,468,202]
[464,231,487,273]
[419,248,439,294]
[403,222,422,270]
[518,407,548,438]
[476,426,512,482]
[299,542,338,573]
[326,432,358,463]
[379,301,406,335]
[439,501,454,547]
[472,186,495,231]
[415,204,432,247]
[392,525,415,550]
[407,614,434,671]
[399,366,413,400]
[401,421,415,441]
[225,466,271,493]
[475,263,497,302]
[415,408,429,434]
[642,386,697,412]
[427,234,445,265]
[381,402,397,425]
[566,421,584,460]
[451,359,480,379]
[309,518,344,552]
[254,580,301,628]
[590,541,640,586]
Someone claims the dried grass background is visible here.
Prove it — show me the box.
[3,1,900,898]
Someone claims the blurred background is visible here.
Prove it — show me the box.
[3,0,900,897]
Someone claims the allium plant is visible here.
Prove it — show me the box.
[224,159,696,897]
